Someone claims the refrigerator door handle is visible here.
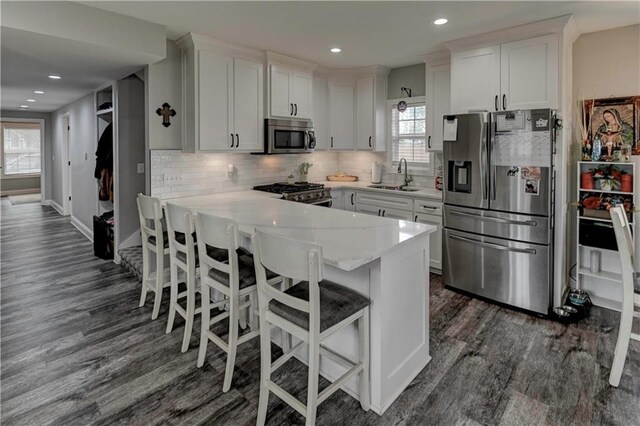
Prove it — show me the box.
[449,234,537,255]
[450,210,538,227]
[481,127,488,200]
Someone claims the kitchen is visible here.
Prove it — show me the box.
[1,1,639,425]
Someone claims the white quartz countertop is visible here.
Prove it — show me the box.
[164,191,435,271]
[322,181,443,200]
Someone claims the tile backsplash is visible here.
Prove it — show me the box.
[151,149,442,199]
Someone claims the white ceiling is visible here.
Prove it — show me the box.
[0,27,150,112]
[2,1,638,112]
[81,1,640,69]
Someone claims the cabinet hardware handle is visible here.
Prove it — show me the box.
[428,135,432,149]
[230,133,234,148]
[368,136,372,148]
[502,94,506,110]
[415,215,418,222]
[331,137,334,148]
[290,103,294,116]
[422,206,437,210]
[450,234,537,255]
[382,210,386,216]
[294,104,298,116]
[494,95,499,111]
[350,193,354,205]
[235,133,239,147]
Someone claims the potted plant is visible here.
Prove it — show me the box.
[599,177,620,192]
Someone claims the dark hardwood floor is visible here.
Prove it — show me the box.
[1,199,639,425]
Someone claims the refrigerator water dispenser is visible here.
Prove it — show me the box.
[448,161,472,193]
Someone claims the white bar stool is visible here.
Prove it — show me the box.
[252,229,371,426]
[164,203,228,352]
[136,194,171,320]
[194,212,280,392]
[609,206,640,387]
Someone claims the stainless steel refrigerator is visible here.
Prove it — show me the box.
[442,109,556,315]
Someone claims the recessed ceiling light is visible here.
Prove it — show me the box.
[26,99,36,102]
[34,90,44,94]
[433,18,448,25]
[330,47,342,53]
[19,105,29,108]
[48,75,62,79]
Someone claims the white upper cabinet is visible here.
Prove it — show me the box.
[179,34,264,153]
[269,65,313,119]
[451,45,501,113]
[500,34,558,110]
[356,76,375,150]
[312,77,329,150]
[450,34,559,113]
[329,85,355,150]
[426,64,450,152]
[198,50,234,151]
[233,58,264,151]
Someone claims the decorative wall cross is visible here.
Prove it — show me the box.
[156,103,176,127]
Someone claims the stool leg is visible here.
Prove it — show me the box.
[223,294,239,392]
[239,294,248,330]
[151,249,164,320]
[197,284,210,368]
[257,298,271,426]
[139,245,150,307]
[166,263,178,334]
[249,292,257,331]
[609,305,633,386]
[281,278,292,354]
[305,335,320,426]
[181,272,196,353]
[359,307,370,411]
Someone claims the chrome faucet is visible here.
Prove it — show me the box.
[397,158,413,188]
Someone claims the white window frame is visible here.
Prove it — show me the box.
[0,118,45,180]
[386,96,434,176]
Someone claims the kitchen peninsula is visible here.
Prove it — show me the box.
[166,190,436,414]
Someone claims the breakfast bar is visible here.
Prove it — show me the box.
[166,191,435,414]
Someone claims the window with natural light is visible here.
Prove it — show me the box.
[1,122,41,176]
[391,101,432,174]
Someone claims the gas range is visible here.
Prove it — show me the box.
[253,182,332,207]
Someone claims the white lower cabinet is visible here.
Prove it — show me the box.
[343,190,357,211]
[330,189,343,209]
[414,210,442,273]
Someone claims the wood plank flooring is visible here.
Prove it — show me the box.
[1,199,639,425]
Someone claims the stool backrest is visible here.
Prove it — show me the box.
[165,202,196,267]
[137,193,164,243]
[610,206,636,303]
[194,212,235,285]
[252,229,323,327]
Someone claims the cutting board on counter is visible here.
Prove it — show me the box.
[327,174,358,182]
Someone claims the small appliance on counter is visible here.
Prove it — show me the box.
[371,162,383,184]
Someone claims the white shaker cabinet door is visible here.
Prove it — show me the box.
[313,77,329,150]
[329,85,355,150]
[293,71,313,119]
[356,76,375,151]
[233,58,263,152]
[270,65,294,118]
[500,34,558,110]
[426,64,450,152]
[450,45,501,113]
[414,211,442,272]
[198,50,234,151]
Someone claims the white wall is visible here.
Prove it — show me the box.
[147,40,182,150]
[387,64,425,99]
[52,94,97,230]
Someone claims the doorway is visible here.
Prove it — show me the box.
[62,114,72,215]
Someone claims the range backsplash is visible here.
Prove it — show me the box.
[150,149,441,199]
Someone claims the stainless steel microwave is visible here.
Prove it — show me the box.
[264,118,315,154]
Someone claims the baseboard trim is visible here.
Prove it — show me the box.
[0,188,40,196]
[71,216,93,242]
[49,200,65,215]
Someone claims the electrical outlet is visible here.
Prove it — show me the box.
[164,174,183,185]
[137,163,145,174]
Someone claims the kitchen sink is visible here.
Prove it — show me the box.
[368,185,420,192]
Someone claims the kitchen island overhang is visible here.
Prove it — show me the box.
[165,191,435,414]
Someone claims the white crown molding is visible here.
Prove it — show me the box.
[421,51,450,66]
[444,14,573,52]
[177,32,265,62]
[266,51,317,72]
